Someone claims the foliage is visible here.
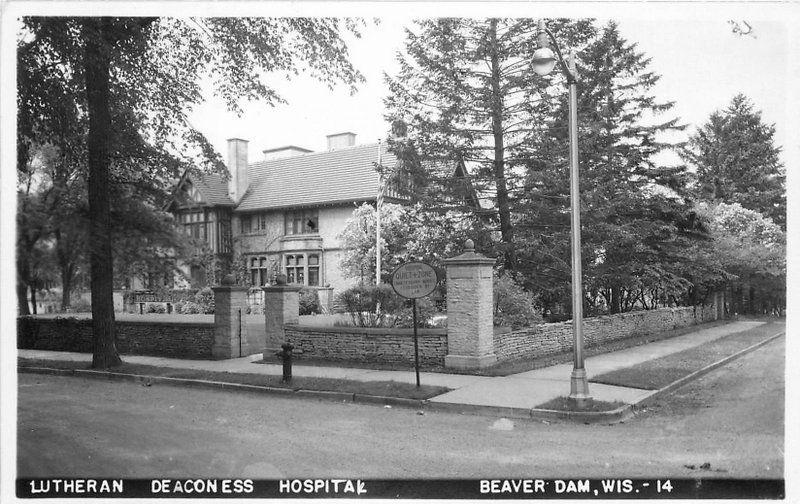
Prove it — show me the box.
[179,301,204,315]
[699,202,785,313]
[682,95,785,228]
[193,287,215,314]
[517,21,700,315]
[146,303,166,314]
[385,19,596,268]
[493,272,542,328]
[18,16,365,366]
[335,284,404,328]
[391,296,441,329]
[338,202,479,284]
[299,287,321,315]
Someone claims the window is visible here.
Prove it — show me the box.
[240,215,252,234]
[285,254,304,284]
[241,212,270,234]
[284,209,319,235]
[308,254,320,286]
[249,256,273,286]
[182,211,207,242]
[284,253,321,286]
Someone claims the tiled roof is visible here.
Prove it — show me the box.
[192,172,235,206]
[236,143,397,212]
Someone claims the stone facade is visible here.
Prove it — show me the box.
[284,325,448,366]
[262,281,301,357]
[494,305,719,363]
[17,316,215,359]
[442,240,497,369]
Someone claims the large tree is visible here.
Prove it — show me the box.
[518,22,699,314]
[384,18,596,269]
[19,17,363,367]
[681,94,786,228]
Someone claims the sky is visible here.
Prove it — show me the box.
[189,16,790,169]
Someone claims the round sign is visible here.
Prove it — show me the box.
[391,262,439,299]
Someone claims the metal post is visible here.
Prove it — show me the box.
[412,298,420,387]
[567,49,591,405]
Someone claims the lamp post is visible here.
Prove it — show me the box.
[532,20,591,406]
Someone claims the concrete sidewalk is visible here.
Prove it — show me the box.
[18,320,767,411]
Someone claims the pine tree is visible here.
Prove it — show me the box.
[384,18,596,269]
[519,22,699,314]
[682,94,786,228]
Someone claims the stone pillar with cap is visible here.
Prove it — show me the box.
[442,239,497,369]
[262,274,301,359]
[212,274,250,360]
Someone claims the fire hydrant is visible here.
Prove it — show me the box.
[275,343,294,383]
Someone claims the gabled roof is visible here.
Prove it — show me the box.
[166,170,234,210]
[236,143,397,212]
[192,172,235,206]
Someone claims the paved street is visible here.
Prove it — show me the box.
[17,336,783,479]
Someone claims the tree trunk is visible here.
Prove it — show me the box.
[488,20,515,270]
[610,285,621,314]
[17,257,31,315]
[30,283,38,314]
[83,19,121,368]
[61,265,74,311]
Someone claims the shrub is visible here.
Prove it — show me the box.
[180,301,203,314]
[146,303,166,314]
[71,298,92,313]
[493,272,542,328]
[299,287,321,315]
[172,301,185,314]
[391,296,441,329]
[194,287,215,314]
[335,284,404,327]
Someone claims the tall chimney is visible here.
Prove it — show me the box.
[227,138,249,202]
[326,132,356,151]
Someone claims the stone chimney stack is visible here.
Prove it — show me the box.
[326,132,356,151]
[227,138,249,203]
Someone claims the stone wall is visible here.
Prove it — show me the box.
[284,325,448,366]
[494,305,718,363]
[18,316,215,360]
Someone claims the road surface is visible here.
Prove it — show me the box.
[17,337,784,479]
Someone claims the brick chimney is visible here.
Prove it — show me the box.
[227,138,249,203]
[326,132,356,151]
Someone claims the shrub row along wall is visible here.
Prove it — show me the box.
[494,305,719,363]
[18,316,215,360]
[284,325,448,366]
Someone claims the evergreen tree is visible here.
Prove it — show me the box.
[519,22,699,314]
[681,94,786,228]
[384,18,596,269]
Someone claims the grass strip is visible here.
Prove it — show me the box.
[17,358,449,400]
[589,322,783,390]
[535,396,626,412]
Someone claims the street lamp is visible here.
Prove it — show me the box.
[532,20,591,406]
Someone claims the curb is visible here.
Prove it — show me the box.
[17,331,783,423]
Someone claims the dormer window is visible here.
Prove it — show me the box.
[285,209,319,235]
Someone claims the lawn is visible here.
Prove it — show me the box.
[17,358,450,400]
[535,396,626,412]
[589,321,783,390]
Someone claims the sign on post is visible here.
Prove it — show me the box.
[390,262,439,387]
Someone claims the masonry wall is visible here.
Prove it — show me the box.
[494,305,718,363]
[18,316,215,360]
[284,325,448,366]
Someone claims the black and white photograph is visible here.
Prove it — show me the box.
[0,1,796,501]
